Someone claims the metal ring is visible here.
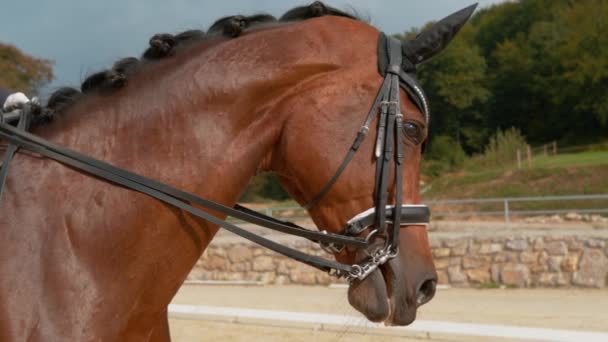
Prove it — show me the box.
[349,264,363,279]
[364,229,378,243]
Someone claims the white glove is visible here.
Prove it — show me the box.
[3,92,30,111]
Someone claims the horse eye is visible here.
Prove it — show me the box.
[402,122,421,143]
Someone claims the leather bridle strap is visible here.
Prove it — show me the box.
[303,76,391,210]
[304,32,428,217]
[388,35,405,249]
[0,110,29,199]
[0,110,366,249]
[0,120,355,276]
[0,31,431,281]
[345,205,429,235]
[372,34,402,250]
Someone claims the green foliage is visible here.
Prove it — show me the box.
[246,0,608,201]
[0,43,53,94]
[425,160,608,201]
[531,151,608,169]
[478,281,502,289]
[480,127,528,168]
[423,135,466,177]
[240,173,289,202]
[396,0,608,152]
[399,24,490,153]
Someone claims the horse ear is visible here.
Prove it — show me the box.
[402,3,478,66]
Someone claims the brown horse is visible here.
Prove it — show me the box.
[0,3,474,341]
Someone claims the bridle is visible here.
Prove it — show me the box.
[301,32,432,279]
[0,32,430,282]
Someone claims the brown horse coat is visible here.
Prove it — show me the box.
[0,2,477,338]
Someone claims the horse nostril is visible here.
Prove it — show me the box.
[416,278,437,307]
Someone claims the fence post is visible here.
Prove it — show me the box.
[517,149,522,170]
[504,199,510,225]
[265,208,273,217]
[526,145,532,168]
[543,144,548,156]
[552,141,557,155]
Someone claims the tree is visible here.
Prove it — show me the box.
[483,0,608,145]
[399,0,607,153]
[542,0,608,141]
[396,24,490,153]
[0,43,53,94]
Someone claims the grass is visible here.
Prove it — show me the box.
[531,151,608,168]
[478,282,502,289]
[422,150,608,214]
[425,149,608,199]
[240,150,608,214]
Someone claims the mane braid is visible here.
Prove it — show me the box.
[29,87,81,127]
[80,69,126,94]
[142,30,206,60]
[41,1,362,125]
[279,1,357,21]
[112,57,139,76]
[208,14,277,38]
[174,30,206,45]
[143,33,176,60]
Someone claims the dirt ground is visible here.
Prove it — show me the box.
[168,285,608,341]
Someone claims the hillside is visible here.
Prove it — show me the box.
[423,151,608,200]
[421,151,608,216]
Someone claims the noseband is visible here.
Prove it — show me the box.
[0,32,430,282]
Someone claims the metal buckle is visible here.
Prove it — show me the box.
[380,100,399,106]
[345,245,399,282]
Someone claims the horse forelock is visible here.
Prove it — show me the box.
[38,1,365,127]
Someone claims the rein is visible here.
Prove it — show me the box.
[0,32,430,282]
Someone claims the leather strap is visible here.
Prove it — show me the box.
[0,120,366,245]
[303,76,391,209]
[374,34,402,241]
[0,108,30,199]
[345,205,430,236]
[0,32,431,280]
[377,33,430,123]
[305,32,429,210]
[303,33,425,259]
[0,123,355,275]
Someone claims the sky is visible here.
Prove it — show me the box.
[1,1,505,93]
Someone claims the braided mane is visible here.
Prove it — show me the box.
[31,1,361,126]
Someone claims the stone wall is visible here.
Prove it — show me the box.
[188,234,608,288]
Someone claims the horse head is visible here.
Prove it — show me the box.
[269,4,477,325]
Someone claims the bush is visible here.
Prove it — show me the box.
[481,127,528,168]
[422,159,450,178]
[424,135,466,170]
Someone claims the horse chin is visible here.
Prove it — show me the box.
[347,258,417,326]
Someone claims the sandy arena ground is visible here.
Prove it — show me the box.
[168,284,608,341]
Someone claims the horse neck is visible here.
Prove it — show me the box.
[37,25,346,208]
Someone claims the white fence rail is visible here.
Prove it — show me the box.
[243,194,608,224]
[168,304,608,342]
[426,194,608,224]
